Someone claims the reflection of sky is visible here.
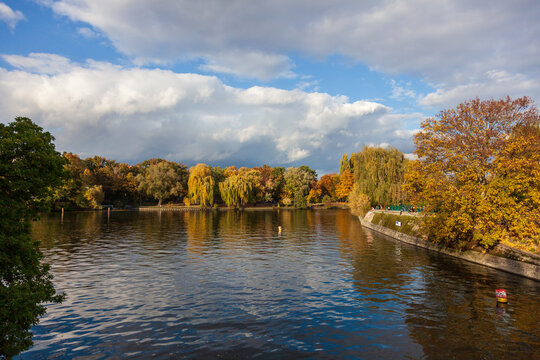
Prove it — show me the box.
[25,210,540,359]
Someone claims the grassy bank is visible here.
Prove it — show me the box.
[370,212,422,238]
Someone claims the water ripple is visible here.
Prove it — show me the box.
[19,209,540,359]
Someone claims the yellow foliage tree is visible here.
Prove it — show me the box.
[84,185,104,209]
[335,170,354,201]
[188,163,214,206]
[219,173,253,208]
[404,96,540,251]
[348,183,371,217]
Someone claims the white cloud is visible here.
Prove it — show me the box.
[1,53,73,74]
[0,2,24,30]
[77,27,100,39]
[420,70,540,109]
[390,80,417,101]
[199,51,295,80]
[43,0,540,91]
[0,55,418,171]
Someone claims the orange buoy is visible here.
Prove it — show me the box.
[495,289,508,303]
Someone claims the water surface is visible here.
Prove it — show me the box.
[21,209,540,359]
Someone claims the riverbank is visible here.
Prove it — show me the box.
[359,210,540,281]
[137,203,349,211]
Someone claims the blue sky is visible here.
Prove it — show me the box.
[1,0,538,174]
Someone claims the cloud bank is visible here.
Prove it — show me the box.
[0,54,417,172]
[44,0,540,106]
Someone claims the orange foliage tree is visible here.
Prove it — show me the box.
[404,97,540,251]
[335,170,354,201]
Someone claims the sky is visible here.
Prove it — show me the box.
[1,0,539,174]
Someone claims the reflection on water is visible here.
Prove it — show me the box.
[21,209,540,359]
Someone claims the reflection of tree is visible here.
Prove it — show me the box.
[185,211,216,256]
[32,211,103,251]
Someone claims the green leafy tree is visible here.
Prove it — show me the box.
[211,166,226,204]
[48,153,88,209]
[271,167,285,203]
[284,166,317,209]
[136,161,187,206]
[0,117,66,358]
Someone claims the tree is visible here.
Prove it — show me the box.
[352,146,408,207]
[404,97,540,250]
[136,161,187,206]
[339,153,350,175]
[271,167,285,203]
[219,173,253,208]
[348,183,372,217]
[284,166,317,209]
[49,153,88,209]
[318,173,338,200]
[188,163,215,206]
[83,185,105,209]
[335,169,354,201]
[0,117,66,358]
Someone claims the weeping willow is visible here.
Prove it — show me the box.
[352,147,408,206]
[219,174,253,208]
[188,163,215,206]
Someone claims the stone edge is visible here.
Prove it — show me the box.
[359,215,539,282]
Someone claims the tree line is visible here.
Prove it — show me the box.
[50,152,360,210]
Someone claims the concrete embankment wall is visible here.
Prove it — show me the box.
[359,212,539,281]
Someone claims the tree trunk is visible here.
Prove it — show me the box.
[158,198,162,207]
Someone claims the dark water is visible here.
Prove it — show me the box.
[20,209,539,359]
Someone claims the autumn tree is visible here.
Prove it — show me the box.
[352,146,408,207]
[136,161,187,206]
[271,166,286,203]
[335,169,354,201]
[0,118,66,357]
[283,166,317,209]
[339,153,351,175]
[84,185,105,209]
[348,183,372,216]
[254,164,281,203]
[50,153,88,209]
[188,163,215,206]
[404,96,540,250]
[319,173,338,200]
[219,172,255,208]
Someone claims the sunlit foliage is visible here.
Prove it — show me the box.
[284,166,317,208]
[339,153,350,175]
[136,161,187,206]
[348,184,372,217]
[188,163,215,206]
[219,173,254,208]
[404,96,540,251]
[335,169,354,201]
[84,185,105,209]
[352,146,408,207]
